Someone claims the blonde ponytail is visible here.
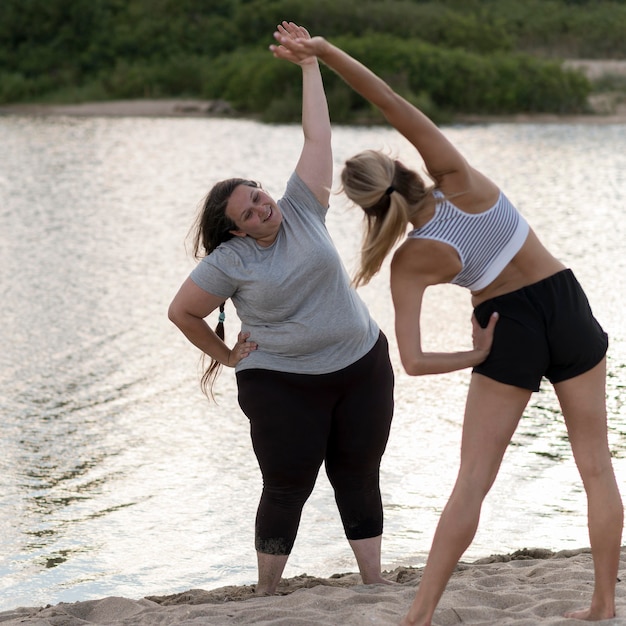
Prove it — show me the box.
[353,191,410,286]
[341,150,431,286]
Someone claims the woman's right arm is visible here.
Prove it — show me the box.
[391,241,498,376]
[274,35,469,186]
[168,277,256,366]
[270,22,332,208]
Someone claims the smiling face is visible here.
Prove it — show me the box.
[225,184,283,247]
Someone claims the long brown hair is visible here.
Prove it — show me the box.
[191,178,259,400]
[340,150,431,286]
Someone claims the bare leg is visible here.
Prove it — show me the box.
[401,375,531,626]
[255,552,289,595]
[555,359,623,621]
[349,534,392,584]
[257,536,390,592]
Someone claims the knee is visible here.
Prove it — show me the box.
[456,462,500,500]
[327,465,379,493]
[262,480,315,508]
[576,454,617,486]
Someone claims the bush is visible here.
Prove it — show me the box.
[0,0,609,115]
[317,35,591,115]
[0,72,31,102]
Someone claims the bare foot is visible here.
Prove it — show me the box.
[362,575,398,586]
[564,606,616,621]
[399,615,430,626]
[253,586,275,596]
[399,606,433,626]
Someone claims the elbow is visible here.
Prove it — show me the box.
[400,352,437,376]
[167,300,185,328]
[403,363,426,377]
[401,356,428,377]
[168,299,206,334]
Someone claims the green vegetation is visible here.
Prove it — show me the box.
[1,0,625,122]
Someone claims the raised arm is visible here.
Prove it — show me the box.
[274,34,477,189]
[270,22,332,207]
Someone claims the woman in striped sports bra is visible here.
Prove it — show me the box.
[274,32,622,625]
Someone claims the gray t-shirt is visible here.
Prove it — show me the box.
[190,172,379,374]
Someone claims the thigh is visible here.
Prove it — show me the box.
[545,273,608,384]
[237,369,331,480]
[554,358,612,469]
[473,293,548,392]
[458,373,532,493]
[327,334,395,470]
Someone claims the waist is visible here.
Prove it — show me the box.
[471,258,567,306]
[235,321,380,375]
[470,228,566,306]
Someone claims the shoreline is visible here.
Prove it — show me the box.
[2,546,625,625]
[1,98,626,125]
[1,60,625,125]
[0,99,237,119]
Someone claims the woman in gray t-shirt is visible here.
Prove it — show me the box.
[168,21,394,596]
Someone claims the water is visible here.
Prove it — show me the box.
[0,115,625,612]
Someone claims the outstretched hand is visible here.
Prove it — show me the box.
[269,21,322,65]
[471,312,499,363]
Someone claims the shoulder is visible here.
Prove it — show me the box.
[439,167,501,214]
[282,171,328,218]
[284,171,316,201]
[199,238,249,269]
[392,237,462,286]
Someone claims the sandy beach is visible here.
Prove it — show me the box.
[0,548,625,625]
[0,98,237,119]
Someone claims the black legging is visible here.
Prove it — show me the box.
[236,332,394,555]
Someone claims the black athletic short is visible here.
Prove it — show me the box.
[473,269,608,392]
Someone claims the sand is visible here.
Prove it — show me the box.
[1,548,625,625]
[0,99,236,119]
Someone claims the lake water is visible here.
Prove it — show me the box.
[0,114,625,612]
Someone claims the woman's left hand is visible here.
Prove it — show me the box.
[269,21,317,66]
[227,331,258,367]
[471,311,499,362]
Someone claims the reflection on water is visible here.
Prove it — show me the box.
[0,116,624,611]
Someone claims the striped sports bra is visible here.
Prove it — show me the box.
[407,190,529,291]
